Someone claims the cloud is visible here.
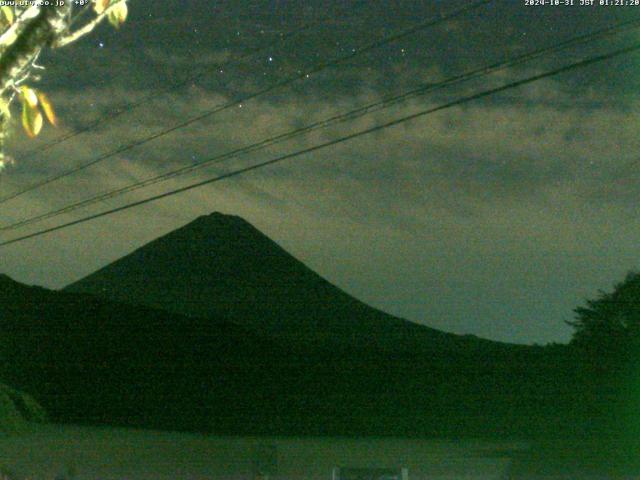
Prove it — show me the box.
[3,64,638,231]
[1,0,639,344]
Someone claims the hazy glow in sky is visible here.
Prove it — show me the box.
[1,0,639,344]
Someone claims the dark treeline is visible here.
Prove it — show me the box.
[1,209,639,476]
[0,273,627,448]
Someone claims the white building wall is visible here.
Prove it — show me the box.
[0,425,524,480]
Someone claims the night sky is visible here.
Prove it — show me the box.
[1,0,639,344]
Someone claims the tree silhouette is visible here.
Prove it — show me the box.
[566,271,640,472]
[568,271,640,360]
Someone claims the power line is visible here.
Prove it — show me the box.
[1,41,637,248]
[20,0,379,162]
[18,23,317,161]
[0,0,494,205]
[2,17,638,233]
[32,0,378,157]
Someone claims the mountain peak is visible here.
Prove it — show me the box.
[196,211,247,225]
[65,212,450,351]
[176,211,263,240]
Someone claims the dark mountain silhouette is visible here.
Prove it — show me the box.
[0,272,585,437]
[57,212,591,437]
[65,212,504,354]
[1,214,595,438]
[0,274,289,432]
[0,381,46,432]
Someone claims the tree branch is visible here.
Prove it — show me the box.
[0,6,41,52]
[0,5,72,95]
[53,1,126,48]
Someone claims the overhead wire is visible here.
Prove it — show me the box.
[17,22,319,161]
[1,41,637,247]
[0,0,494,205]
[2,16,639,233]
[50,0,380,132]
[20,0,377,161]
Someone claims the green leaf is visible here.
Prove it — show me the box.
[0,6,14,26]
[107,1,128,28]
[21,101,43,138]
[20,86,38,109]
[36,91,57,127]
[0,99,11,122]
[93,0,110,14]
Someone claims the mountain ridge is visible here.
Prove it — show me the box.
[64,211,512,353]
[1,272,582,437]
[0,213,584,436]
